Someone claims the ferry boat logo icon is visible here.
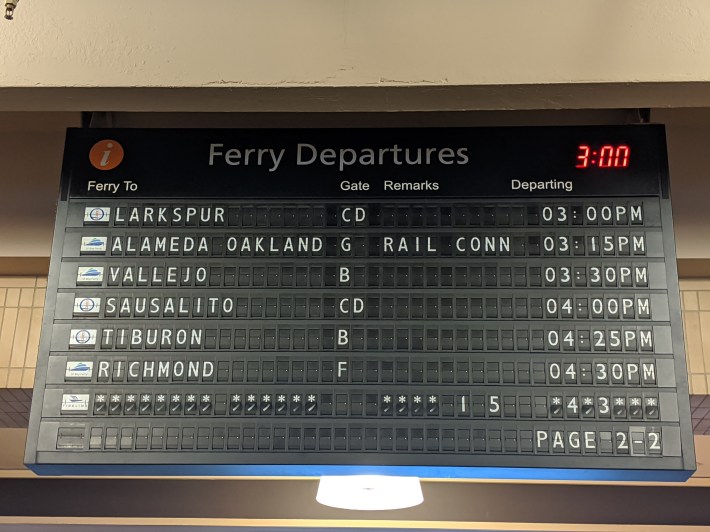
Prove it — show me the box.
[79,299,95,311]
[74,330,92,343]
[61,394,90,412]
[65,361,94,379]
[80,237,107,254]
[76,267,104,285]
[69,328,97,348]
[84,207,110,223]
[73,297,101,316]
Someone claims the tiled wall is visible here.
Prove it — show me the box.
[0,276,46,389]
[680,279,710,394]
[1,276,710,393]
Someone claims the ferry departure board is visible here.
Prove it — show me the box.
[25,126,696,480]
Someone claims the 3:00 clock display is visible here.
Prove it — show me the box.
[576,145,630,169]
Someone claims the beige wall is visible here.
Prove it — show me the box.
[2,1,710,88]
[0,113,78,259]
[0,132,65,258]
[657,110,710,260]
[3,2,710,112]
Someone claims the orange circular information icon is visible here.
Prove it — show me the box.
[89,139,124,171]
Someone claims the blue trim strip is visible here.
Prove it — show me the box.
[27,464,693,481]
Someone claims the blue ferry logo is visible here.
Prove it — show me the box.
[84,207,110,223]
[65,361,94,379]
[61,393,90,412]
[76,266,104,285]
[80,236,107,254]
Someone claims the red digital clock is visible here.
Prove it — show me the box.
[576,145,630,168]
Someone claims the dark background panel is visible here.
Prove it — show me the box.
[65,126,664,199]
[25,125,694,478]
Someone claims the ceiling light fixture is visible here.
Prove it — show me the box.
[316,475,423,511]
[4,0,18,20]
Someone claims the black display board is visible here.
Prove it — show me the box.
[25,126,695,480]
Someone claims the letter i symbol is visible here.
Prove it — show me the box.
[100,143,113,167]
[90,139,124,171]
